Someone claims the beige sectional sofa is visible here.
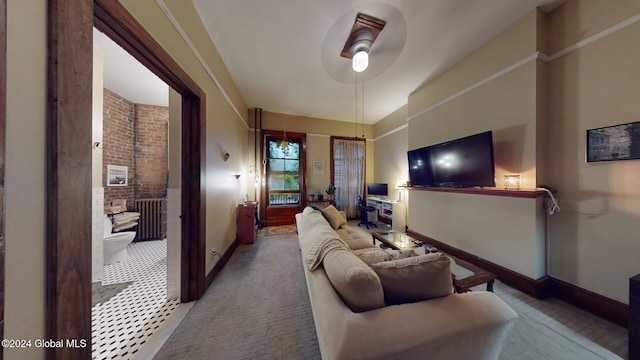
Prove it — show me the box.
[296,206,518,360]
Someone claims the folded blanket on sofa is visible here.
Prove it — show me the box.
[299,208,349,270]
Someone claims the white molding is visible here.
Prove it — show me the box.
[373,123,408,142]
[155,0,248,129]
[547,12,640,62]
[407,12,640,123]
[408,52,541,122]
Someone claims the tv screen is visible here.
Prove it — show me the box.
[408,131,495,188]
[367,183,388,196]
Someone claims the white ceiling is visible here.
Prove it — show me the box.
[94,28,169,107]
[95,0,562,124]
[192,0,561,124]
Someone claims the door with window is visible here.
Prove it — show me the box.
[261,130,306,226]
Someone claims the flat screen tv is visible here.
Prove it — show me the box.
[407,131,496,188]
[367,183,388,196]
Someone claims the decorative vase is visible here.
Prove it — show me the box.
[317,194,324,201]
[309,194,316,201]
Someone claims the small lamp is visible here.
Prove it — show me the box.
[504,174,521,190]
[396,180,408,201]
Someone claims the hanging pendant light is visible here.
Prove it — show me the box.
[340,13,386,73]
[276,130,290,156]
[350,28,373,73]
[352,48,369,72]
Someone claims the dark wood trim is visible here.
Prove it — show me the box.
[260,130,306,226]
[181,95,206,300]
[94,0,207,302]
[407,228,630,329]
[0,0,6,356]
[403,185,553,199]
[205,240,238,287]
[47,1,94,358]
[47,0,207,356]
[548,277,628,329]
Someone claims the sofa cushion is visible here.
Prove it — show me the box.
[322,248,385,312]
[335,228,375,250]
[321,205,347,230]
[371,252,453,305]
[353,247,416,265]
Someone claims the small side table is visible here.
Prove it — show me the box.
[237,202,257,245]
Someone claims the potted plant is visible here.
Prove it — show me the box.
[309,193,316,202]
[326,185,335,201]
[317,192,324,201]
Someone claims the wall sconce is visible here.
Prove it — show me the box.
[504,174,521,190]
[235,172,241,179]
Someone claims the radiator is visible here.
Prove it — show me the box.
[134,198,167,240]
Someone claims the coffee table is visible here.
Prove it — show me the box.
[371,230,496,293]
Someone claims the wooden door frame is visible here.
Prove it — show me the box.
[47,0,206,357]
[260,130,307,227]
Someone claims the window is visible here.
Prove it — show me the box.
[267,137,301,206]
[331,137,366,218]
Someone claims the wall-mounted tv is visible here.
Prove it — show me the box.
[367,183,388,196]
[407,131,496,188]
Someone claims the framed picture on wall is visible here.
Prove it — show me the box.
[586,121,640,162]
[312,160,324,174]
[107,165,128,186]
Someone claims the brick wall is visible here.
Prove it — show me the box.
[103,89,135,207]
[135,104,168,199]
[103,89,168,209]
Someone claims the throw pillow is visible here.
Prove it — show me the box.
[371,252,453,305]
[353,247,416,266]
[321,205,347,230]
[322,248,385,312]
[303,206,319,215]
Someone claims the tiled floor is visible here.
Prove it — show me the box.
[92,239,179,360]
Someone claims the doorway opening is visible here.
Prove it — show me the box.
[91,27,179,358]
[47,1,206,357]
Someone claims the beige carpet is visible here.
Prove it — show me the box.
[154,231,627,359]
[154,233,319,359]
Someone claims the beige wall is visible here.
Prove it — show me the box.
[120,0,251,276]
[251,111,375,200]
[404,10,548,280]
[5,0,47,358]
[545,0,640,303]
[373,105,409,202]
[374,1,640,302]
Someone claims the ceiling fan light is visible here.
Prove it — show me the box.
[352,50,369,72]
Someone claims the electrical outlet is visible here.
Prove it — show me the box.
[211,248,221,257]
